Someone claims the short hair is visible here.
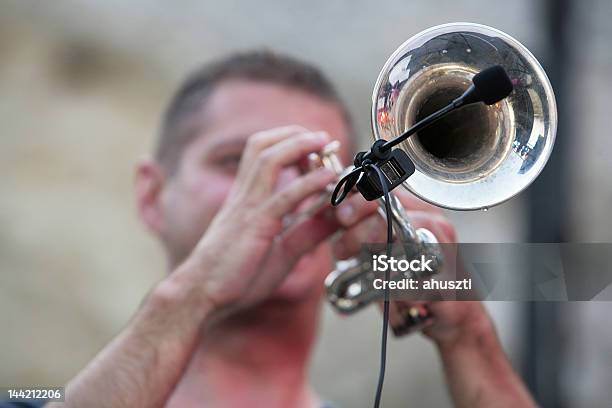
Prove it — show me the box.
[155,50,353,173]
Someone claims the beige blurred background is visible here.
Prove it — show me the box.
[1,1,611,407]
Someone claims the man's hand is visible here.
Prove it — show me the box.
[331,191,536,408]
[422,300,537,408]
[58,126,372,408]
[172,125,340,320]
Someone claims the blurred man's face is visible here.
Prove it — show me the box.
[157,79,351,301]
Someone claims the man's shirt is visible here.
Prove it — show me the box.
[0,402,46,407]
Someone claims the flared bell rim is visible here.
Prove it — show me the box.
[371,22,557,211]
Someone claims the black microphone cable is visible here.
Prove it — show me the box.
[331,161,394,408]
[367,165,393,408]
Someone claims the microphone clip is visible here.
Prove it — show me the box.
[331,140,415,205]
[355,140,415,201]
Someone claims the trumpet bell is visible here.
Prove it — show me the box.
[372,23,557,210]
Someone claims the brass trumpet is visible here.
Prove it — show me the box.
[308,23,557,321]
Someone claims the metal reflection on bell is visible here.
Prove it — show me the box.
[371,22,557,210]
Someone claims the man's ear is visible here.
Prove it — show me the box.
[135,157,166,236]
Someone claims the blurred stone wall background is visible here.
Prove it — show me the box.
[1,1,611,407]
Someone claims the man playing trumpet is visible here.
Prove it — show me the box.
[39,51,536,408]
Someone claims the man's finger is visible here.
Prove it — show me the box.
[256,132,330,177]
[334,192,379,227]
[238,125,309,176]
[275,208,339,264]
[243,131,331,196]
[332,215,387,259]
[262,167,336,218]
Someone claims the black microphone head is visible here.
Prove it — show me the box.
[472,65,514,105]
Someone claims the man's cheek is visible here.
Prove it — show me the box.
[170,175,233,239]
[189,173,234,209]
[194,185,232,230]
